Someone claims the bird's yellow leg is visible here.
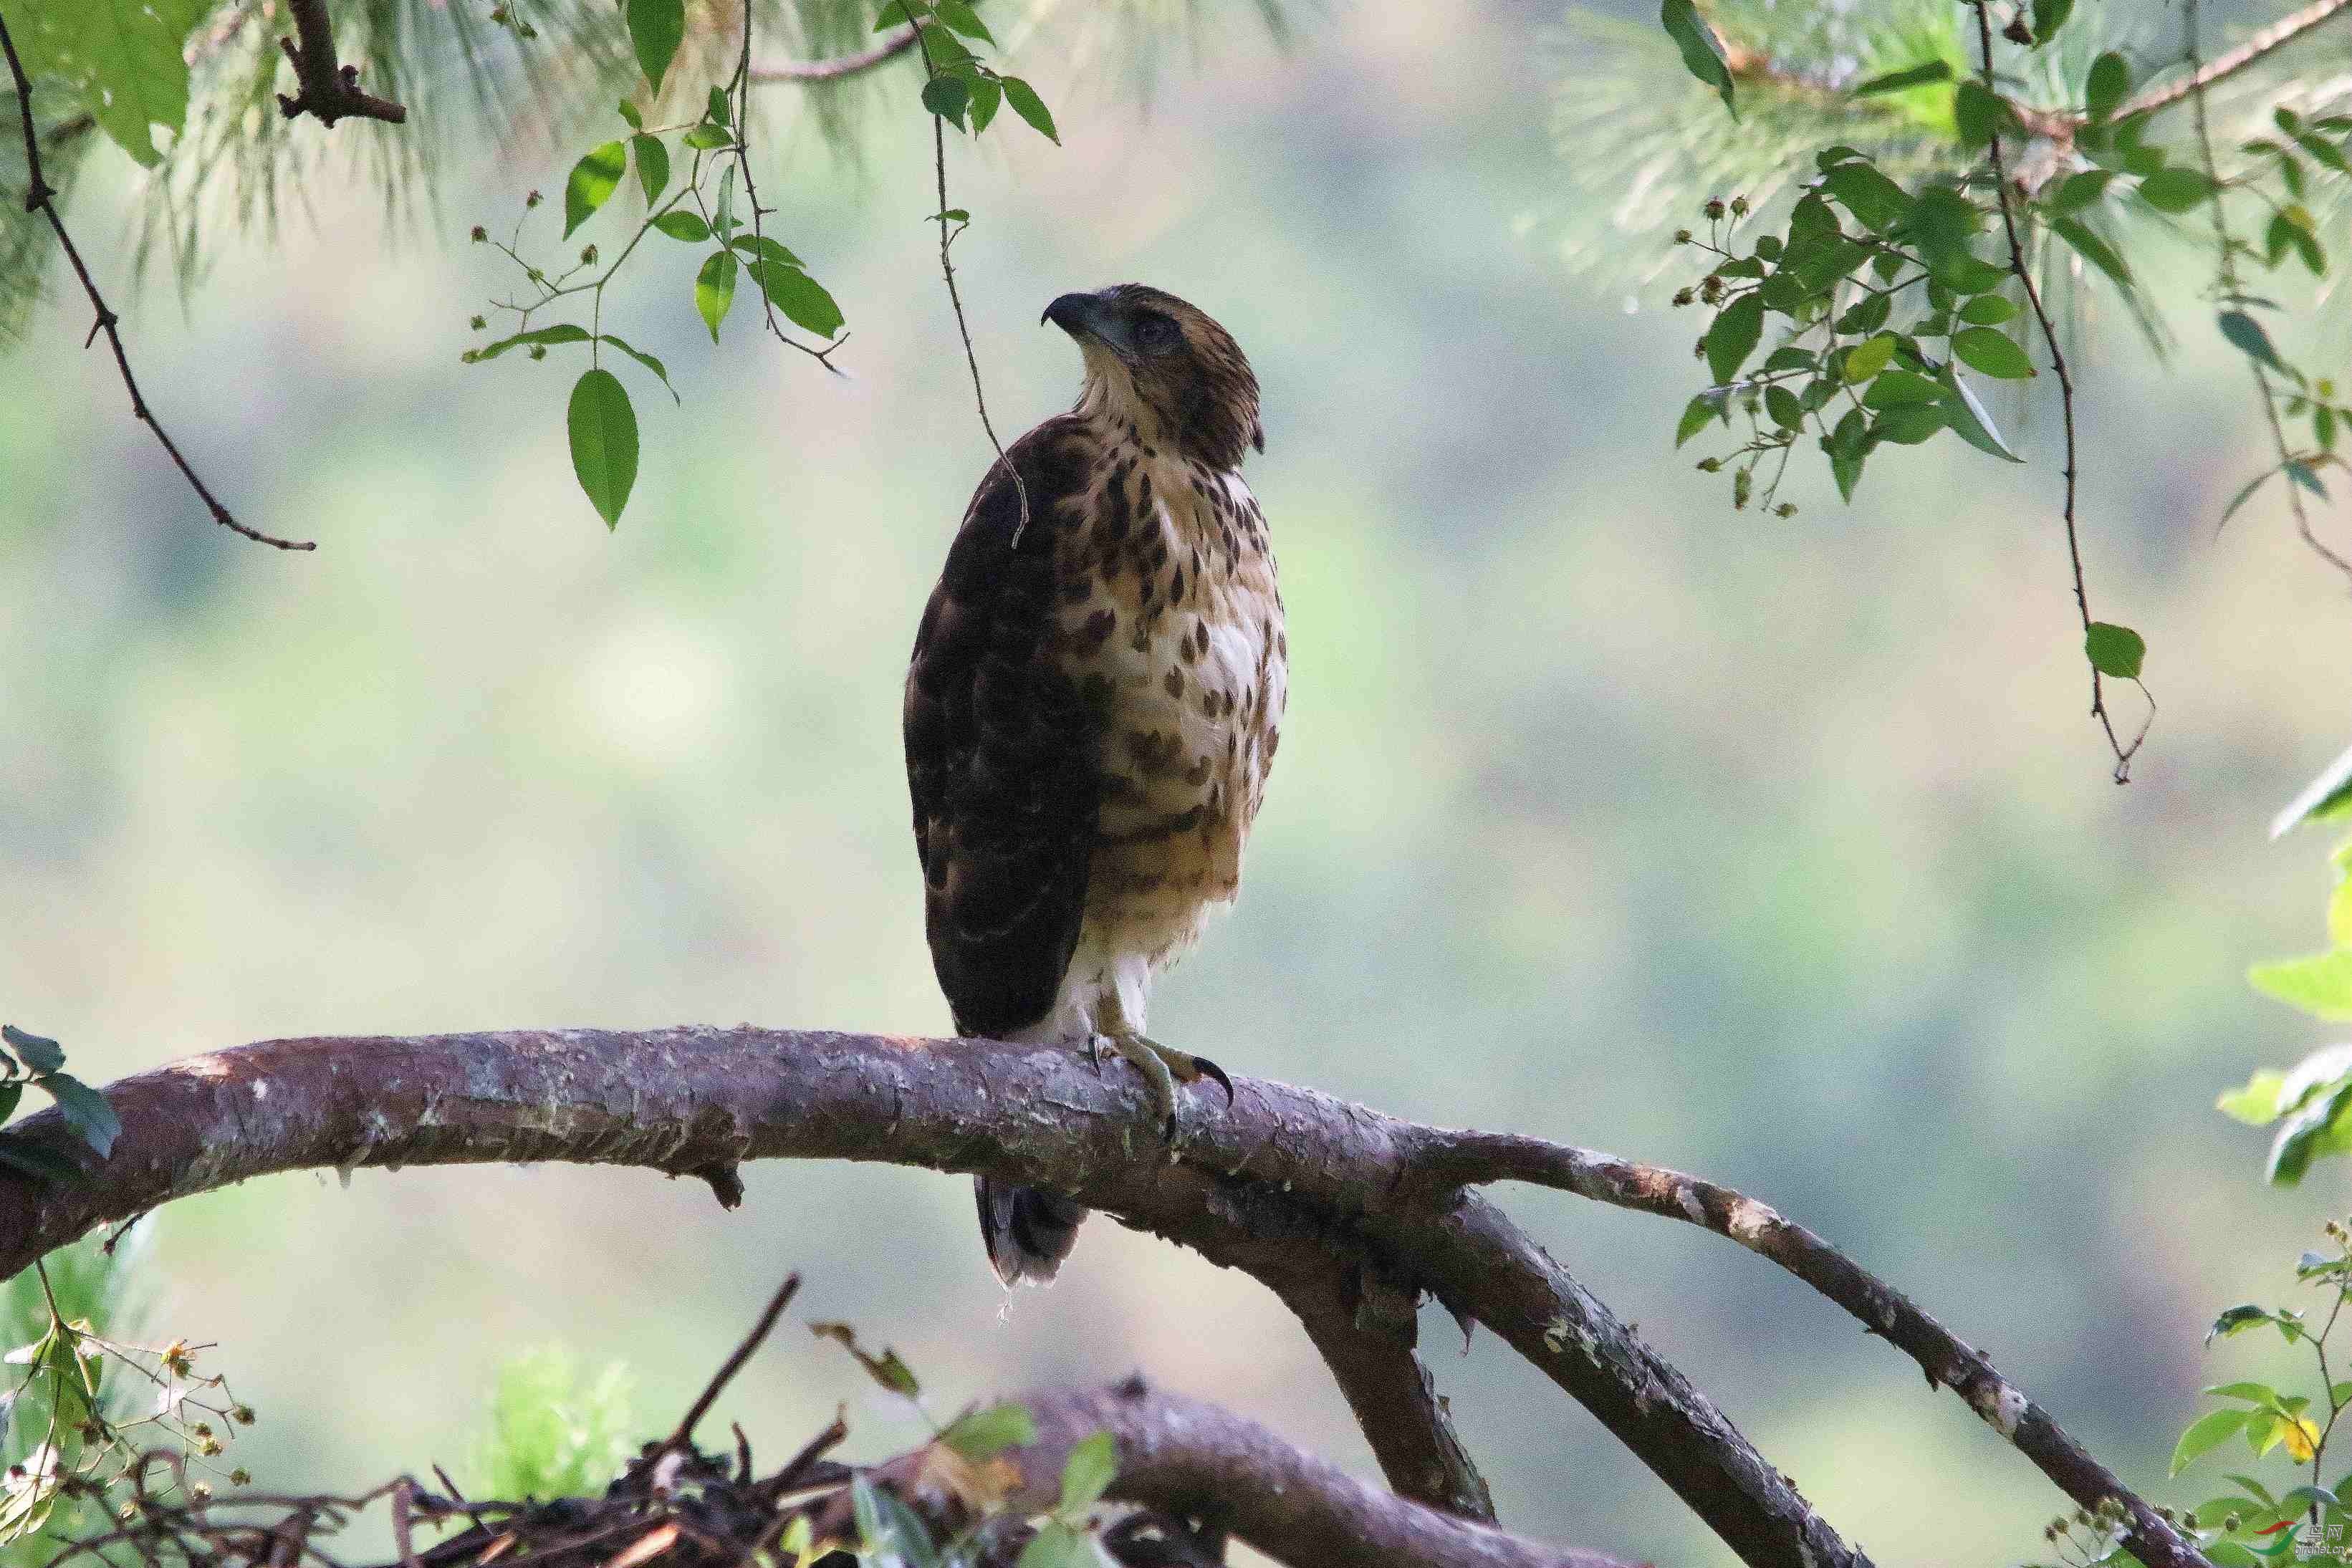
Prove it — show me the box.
[1097,1032,1235,1146]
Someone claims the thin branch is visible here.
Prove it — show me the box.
[0,7,315,552]
[275,0,408,125]
[1408,1132,2212,1568]
[1969,1,2146,784]
[863,1378,1632,1568]
[0,1030,2057,1567]
[728,0,846,373]
[749,25,918,84]
[2123,0,2352,121]
[666,1272,800,1451]
[908,21,1030,546]
[2181,0,2352,584]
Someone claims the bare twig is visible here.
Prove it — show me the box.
[668,1273,801,1450]
[275,0,407,125]
[0,1029,2189,1566]
[908,23,1030,545]
[1969,1,2146,784]
[749,26,918,84]
[0,7,315,552]
[2124,0,2352,121]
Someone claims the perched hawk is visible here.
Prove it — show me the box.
[903,284,1285,1285]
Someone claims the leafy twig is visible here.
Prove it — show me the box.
[1969,1,2146,783]
[908,16,1029,546]
[275,0,408,126]
[2125,0,2352,122]
[0,7,315,552]
[730,0,846,372]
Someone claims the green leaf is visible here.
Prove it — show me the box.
[1000,76,1059,142]
[0,1137,82,1185]
[2288,458,2328,497]
[934,0,995,43]
[1843,334,1896,383]
[2217,1069,2288,1125]
[2049,169,2114,212]
[2220,309,2288,374]
[1704,293,1764,385]
[1852,60,1951,97]
[619,100,643,130]
[2086,52,2130,121]
[1871,404,1946,444]
[39,1076,117,1159]
[567,368,640,530]
[1822,163,1912,234]
[1863,368,1943,408]
[1659,0,1735,117]
[632,135,671,206]
[2273,744,2352,837]
[651,210,711,242]
[2083,621,2144,679]
[2173,1407,2253,1475]
[2032,0,2074,45]
[1957,294,2018,325]
[469,324,594,362]
[2204,1382,2285,1406]
[1952,327,2033,379]
[2,1026,64,1076]
[9,0,208,166]
[1953,82,2009,148]
[1675,392,1727,446]
[627,0,684,92]
[0,1084,20,1125]
[597,335,678,404]
[2208,1306,2274,1347]
[2140,167,2220,213]
[565,142,628,239]
[938,1401,1038,1461]
[921,74,971,130]
[747,260,845,338]
[2268,1077,2352,1185]
[682,124,734,150]
[966,72,1003,133]
[2250,952,2352,1021]
[707,85,733,129]
[1765,384,1803,430]
[1935,365,2024,462]
[2049,215,2134,289]
[730,234,805,269]
[808,1322,921,1397]
[1057,1431,1117,1513]
[695,250,738,344]
[1014,1521,1093,1568]
[875,0,915,29]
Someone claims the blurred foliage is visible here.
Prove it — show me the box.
[472,1347,636,1501]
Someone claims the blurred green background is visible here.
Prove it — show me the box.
[5,2,2352,1562]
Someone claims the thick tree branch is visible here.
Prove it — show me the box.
[862,1377,1629,1568]
[0,8,315,552]
[0,1027,2168,1567]
[276,0,407,126]
[749,26,918,84]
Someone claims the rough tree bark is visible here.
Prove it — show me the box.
[0,1028,2214,1568]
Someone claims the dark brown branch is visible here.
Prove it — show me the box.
[0,8,315,553]
[749,26,918,84]
[275,0,407,125]
[0,1027,2147,1567]
[869,1377,1631,1568]
[668,1271,799,1450]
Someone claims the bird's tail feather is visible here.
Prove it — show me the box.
[976,1176,1087,1285]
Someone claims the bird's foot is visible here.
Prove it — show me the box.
[1097,1032,1234,1146]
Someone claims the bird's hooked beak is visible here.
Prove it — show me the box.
[1043,291,1130,355]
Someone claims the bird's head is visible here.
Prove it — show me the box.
[1043,284,1262,471]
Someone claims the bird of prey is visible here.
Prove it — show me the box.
[903,284,1285,1286]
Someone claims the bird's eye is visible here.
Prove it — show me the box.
[1133,313,1180,353]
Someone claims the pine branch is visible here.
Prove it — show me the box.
[749,24,918,83]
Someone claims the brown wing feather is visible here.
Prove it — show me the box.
[904,417,1101,1039]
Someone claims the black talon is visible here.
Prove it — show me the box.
[1192,1054,1234,1107]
